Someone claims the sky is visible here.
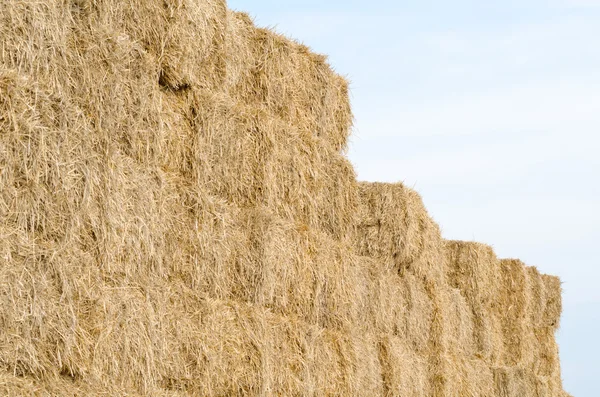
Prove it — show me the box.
[228,1,599,395]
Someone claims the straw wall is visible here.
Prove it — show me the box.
[0,0,568,396]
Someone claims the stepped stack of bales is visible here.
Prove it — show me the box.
[0,1,570,396]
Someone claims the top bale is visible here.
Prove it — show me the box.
[0,0,228,90]
[225,11,353,151]
[353,182,445,281]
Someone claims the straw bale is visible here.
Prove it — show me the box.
[353,331,385,395]
[0,372,94,397]
[445,241,500,308]
[463,358,495,397]
[153,0,227,90]
[151,198,363,330]
[533,326,560,378]
[267,318,382,396]
[444,287,476,357]
[0,78,326,390]
[253,305,381,396]
[187,89,358,238]
[497,259,526,366]
[542,274,562,330]
[443,356,495,397]
[377,335,429,397]
[243,209,366,329]
[524,267,560,377]
[0,0,227,90]
[537,275,562,384]
[354,182,445,281]
[0,1,72,82]
[445,241,504,362]
[363,257,434,352]
[421,278,453,397]
[92,0,227,91]
[492,366,565,397]
[493,367,529,397]
[405,275,438,353]
[0,275,379,396]
[525,266,547,328]
[498,259,535,367]
[161,297,267,396]
[225,11,352,151]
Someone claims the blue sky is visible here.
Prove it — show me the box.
[229,1,599,395]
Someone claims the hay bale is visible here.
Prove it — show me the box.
[225,11,352,151]
[444,287,476,357]
[524,267,561,378]
[354,182,445,281]
[353,332,385,395]
[493,367,528,397]
[186,89,358,238]
[542,275,562,330]
[94,0,227,91]
[363,257,434,352]
[525,267,547,328]
[496,260,563,379]
[156,201,365,330]
[533,327,560,378]
[443,356,495,397]
[0,0,227,89]
[246,210,366,329]
[0,285,379,396]
[445,241,503,363]
[420,278,452,397]
[0,1,72,82]
[404,275,438,353]
[498,260,527,366]
[0,372,105,397]
[377,335,429,397]
[493,367,564,397]
[265,311,382,396]
[464,358,496,397]
[163,298,266,396]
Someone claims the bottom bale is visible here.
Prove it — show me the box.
[0,273,381,397]
[0,371,154,397]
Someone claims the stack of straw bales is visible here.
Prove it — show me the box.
[0,1,569,396]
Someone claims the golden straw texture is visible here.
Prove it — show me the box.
[0,1,568,396]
